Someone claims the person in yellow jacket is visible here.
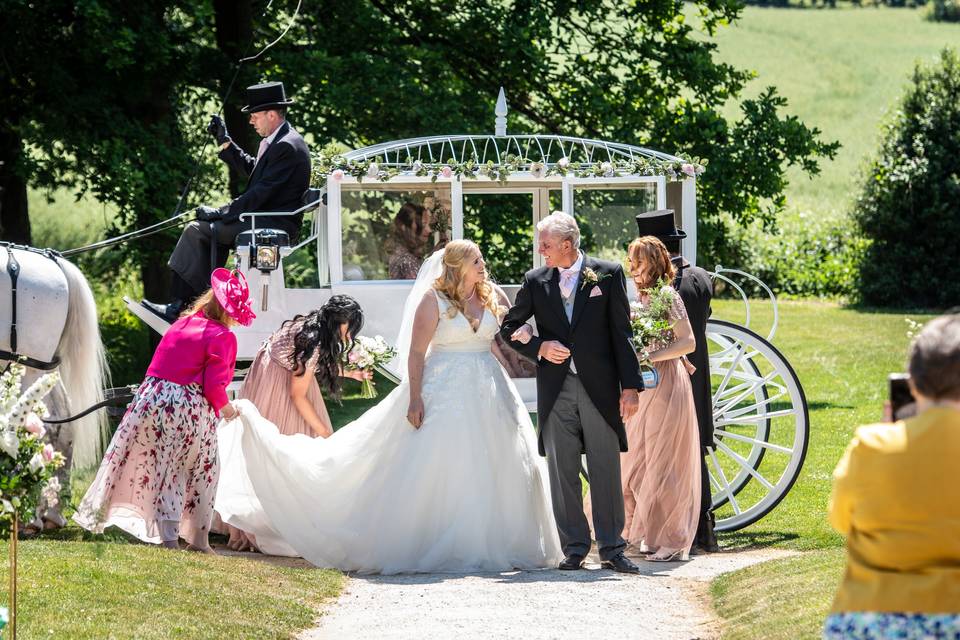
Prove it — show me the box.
[825,314,960,639]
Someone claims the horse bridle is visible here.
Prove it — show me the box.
[1,241,64,371]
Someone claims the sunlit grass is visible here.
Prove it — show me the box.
[0,538,342,639]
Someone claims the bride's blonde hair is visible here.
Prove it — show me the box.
[433,240,504,321]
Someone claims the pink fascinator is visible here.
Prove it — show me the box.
[210,268,256,326]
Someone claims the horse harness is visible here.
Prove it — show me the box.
[1,241,64,371]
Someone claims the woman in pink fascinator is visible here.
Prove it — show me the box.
[73,268,253,554]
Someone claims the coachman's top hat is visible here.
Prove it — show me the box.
[242,81,295,113]
[635,209,687,241]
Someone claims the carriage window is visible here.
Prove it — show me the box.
[339,185,452,281]
[571,185,658,262]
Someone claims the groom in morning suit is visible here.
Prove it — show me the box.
[500,212,643,573]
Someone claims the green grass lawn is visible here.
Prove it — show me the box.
[0,536,342,639]
[5,376,389,640]
[705,299,936,638]
[707,6,958,217]
[712,548,846,640]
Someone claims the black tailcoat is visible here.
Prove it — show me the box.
[217,121,311,237]
[672,257,714,444]
[500,255,643,456]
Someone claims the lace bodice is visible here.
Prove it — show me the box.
[266,317,319,372]
[431,291,498,351]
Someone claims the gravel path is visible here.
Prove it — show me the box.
[297,547,796,640]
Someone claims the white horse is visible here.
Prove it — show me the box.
[0,244,110,483]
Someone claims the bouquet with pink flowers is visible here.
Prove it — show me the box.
[0,363,66,535]
[343,335,398,398]
[628,279,677,389]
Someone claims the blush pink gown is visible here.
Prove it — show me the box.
[621,287,701,553]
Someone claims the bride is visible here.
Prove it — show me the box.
[216,240,562,574]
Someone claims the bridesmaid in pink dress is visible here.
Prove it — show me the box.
[239,295,368,439]
[74,269,254,552]
[622,236,701,561]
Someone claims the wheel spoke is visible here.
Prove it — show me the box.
[715,371,778,417]
[712,343,748,407]
[716,408,799,427]
[709,448,741,515]
[714,429,794,455]
[715,440,775,490]
[720,388,789,420]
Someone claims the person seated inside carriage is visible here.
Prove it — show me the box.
[143,81,311,323]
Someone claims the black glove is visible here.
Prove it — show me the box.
[206,115,231,145]
[196,205,223,222]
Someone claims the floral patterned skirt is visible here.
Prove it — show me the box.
[73,377,219,548]
[824,613,960,639]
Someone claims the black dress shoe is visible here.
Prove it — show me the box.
[601,552,640,574]
[558,554,585,570]
[141,300,181,323]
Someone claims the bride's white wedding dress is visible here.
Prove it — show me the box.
[215,290,562,574]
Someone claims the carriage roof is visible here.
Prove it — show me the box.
[341,134,685,168]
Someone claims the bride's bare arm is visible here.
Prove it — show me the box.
[407,290,440,428]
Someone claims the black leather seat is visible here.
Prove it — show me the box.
[235,228,290,248]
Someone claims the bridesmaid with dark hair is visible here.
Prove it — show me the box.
[219,294,369,551]
[238,295,369,439]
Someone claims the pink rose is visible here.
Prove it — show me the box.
[348,351,360,363]
[25,413,46,439]
[331,169,345,181]
[42,443,55,463]
[440,165,453,179]
[681,163,697,177]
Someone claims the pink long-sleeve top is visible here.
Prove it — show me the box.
[145,311,237,415]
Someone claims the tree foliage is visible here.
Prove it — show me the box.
[853,48,960,308]
[2,0,837,285]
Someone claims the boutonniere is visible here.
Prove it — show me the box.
[580,267,610,290]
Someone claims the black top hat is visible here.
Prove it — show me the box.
[635,209,687,241]
[242,82,295,113]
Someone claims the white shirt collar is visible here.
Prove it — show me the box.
[559,252,584,275]
[262,120,285,146]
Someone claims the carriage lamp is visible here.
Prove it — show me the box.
[247,230,283,273]
[247,229,285,312]
[256,244,279,271]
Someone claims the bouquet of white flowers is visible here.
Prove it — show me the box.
[0,363,66,535]
[628,278,677,389]
[343,336,398,398]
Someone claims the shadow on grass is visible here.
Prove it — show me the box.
[807,400,854,410]
[842,303,944,316]
[23,523,140,545]
[718,530,800,551]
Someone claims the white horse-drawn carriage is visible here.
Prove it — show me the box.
[121,103,808,533]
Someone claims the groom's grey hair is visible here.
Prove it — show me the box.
[537,211,581,250]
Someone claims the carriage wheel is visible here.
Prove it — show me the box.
[706,319,809,532]
[707,331,770,509]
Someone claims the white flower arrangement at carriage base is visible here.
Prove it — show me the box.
[0,363,66,530]
[1,362,67,636]
[313,150,706,186]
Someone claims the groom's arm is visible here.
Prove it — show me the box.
[609,265,644,390]
[499,275,543,362]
